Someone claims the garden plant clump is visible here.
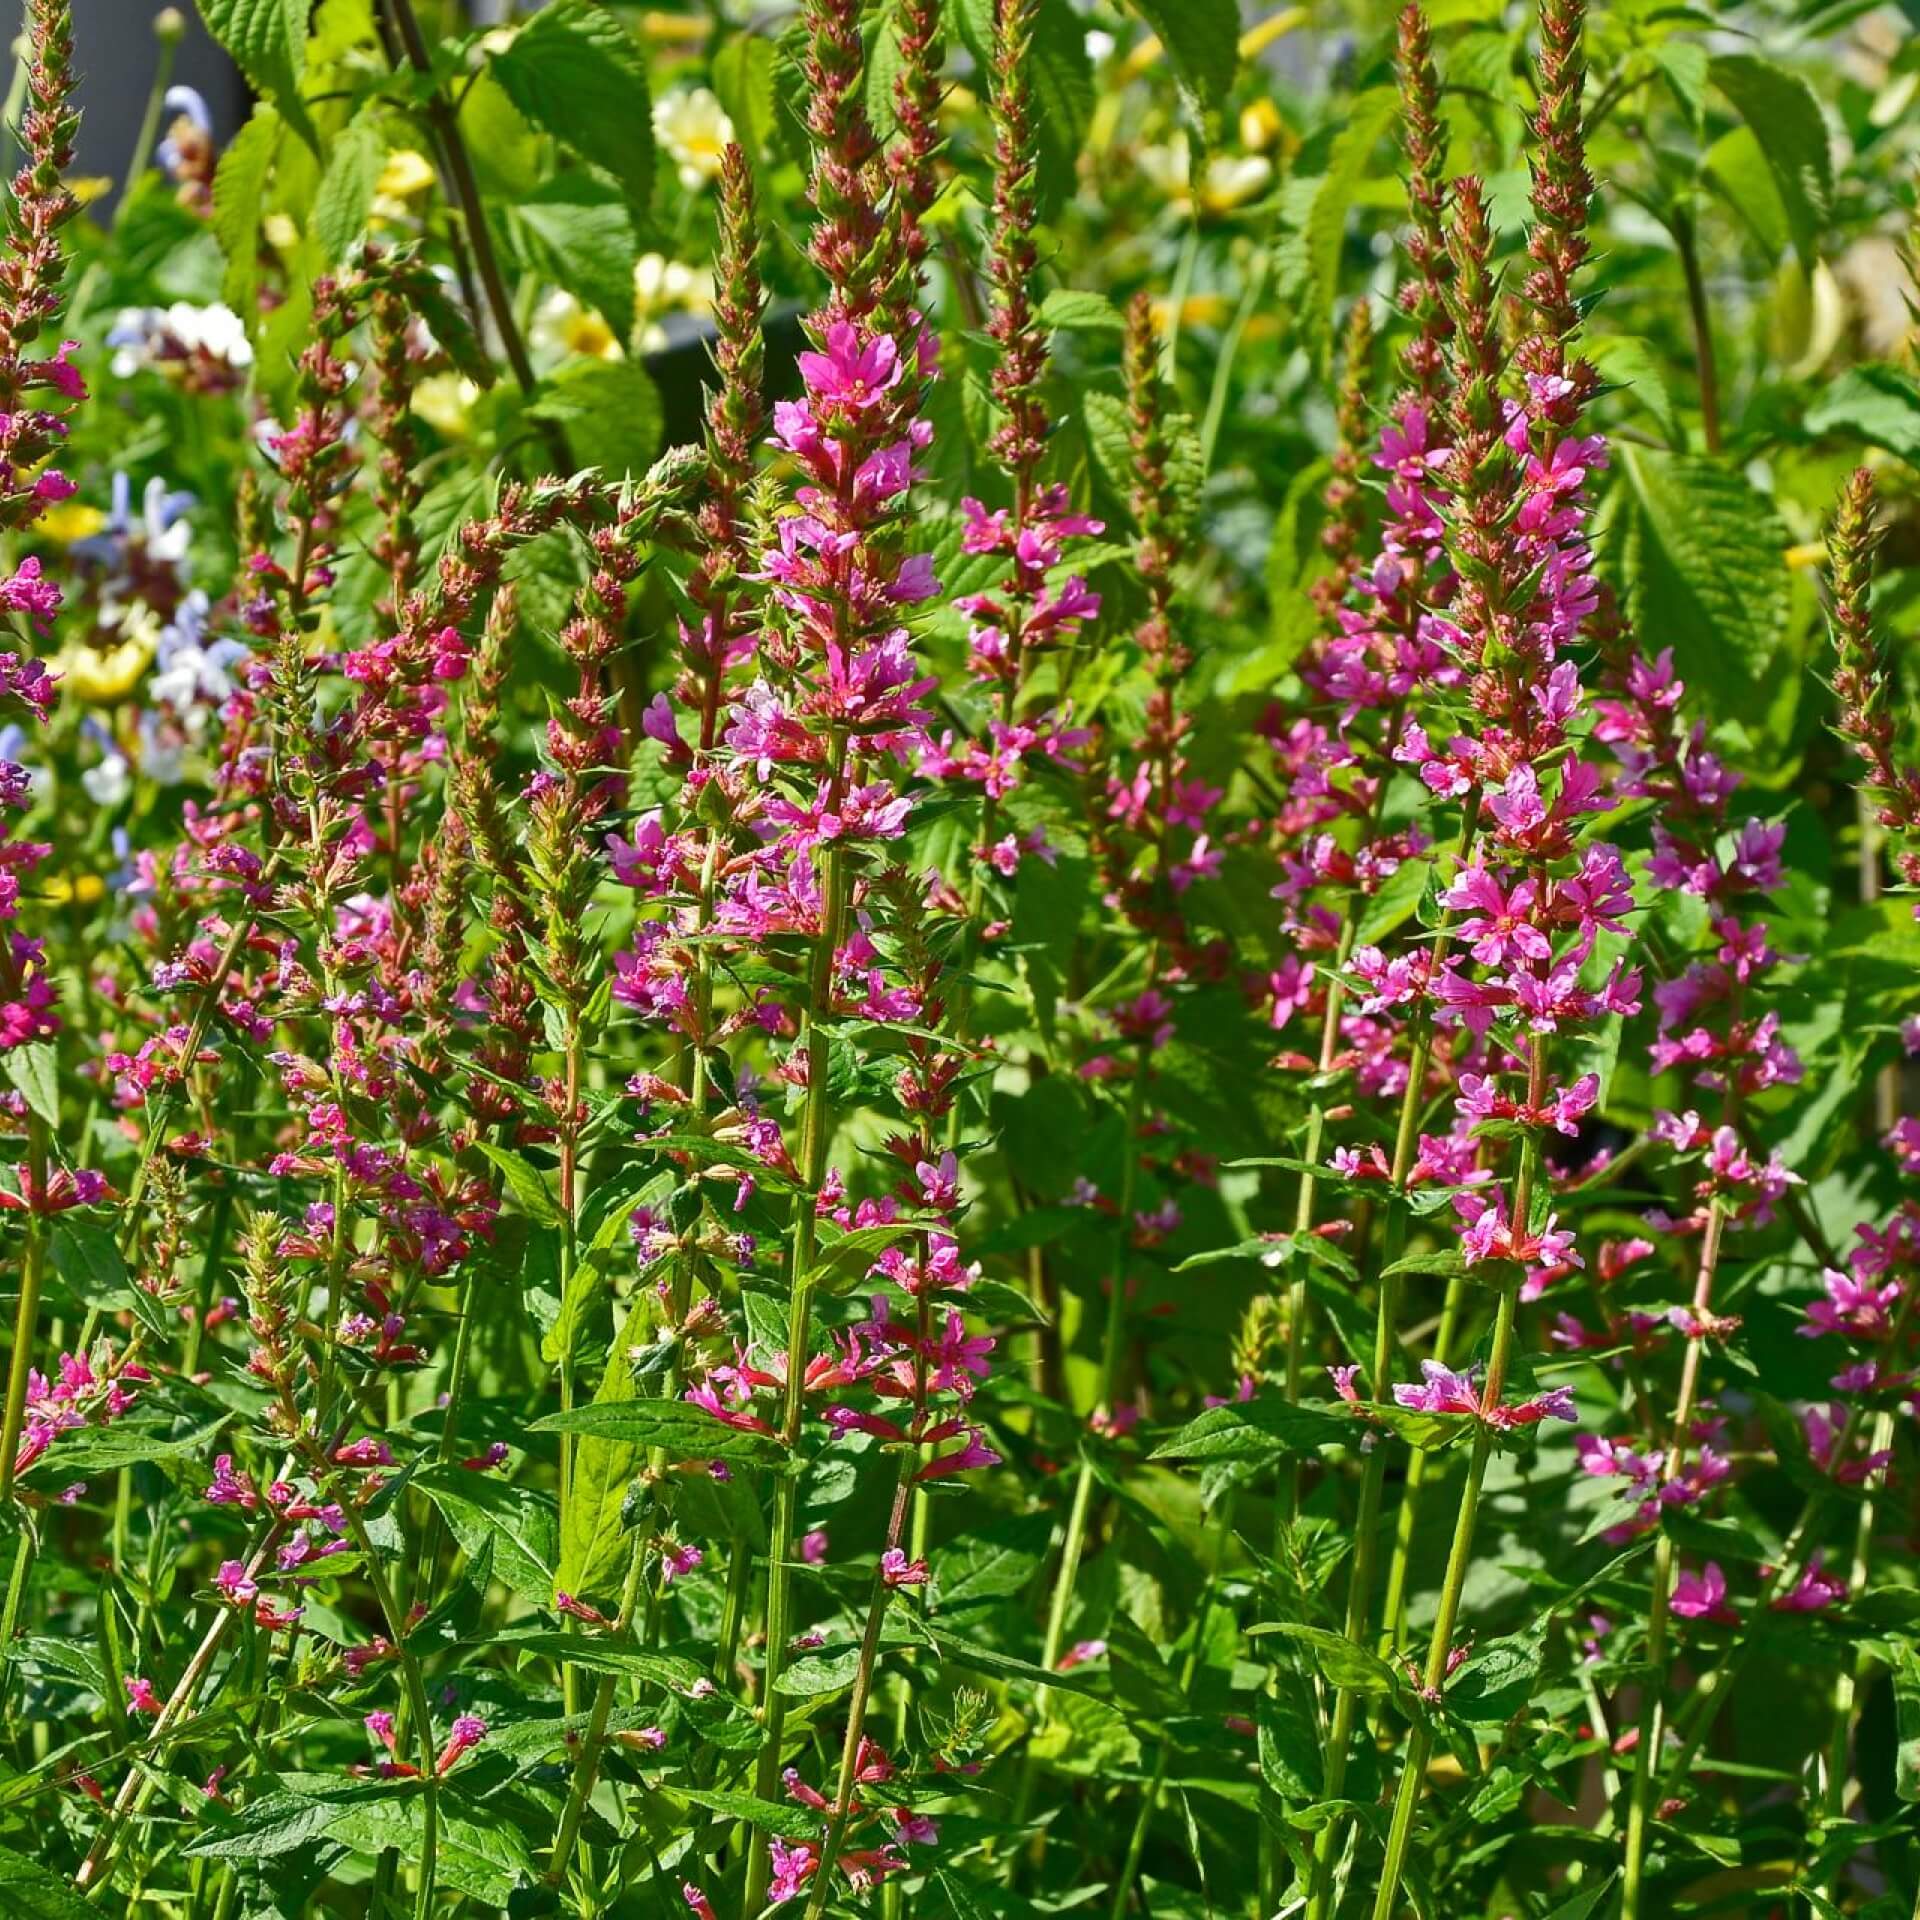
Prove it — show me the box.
[4,0,1920,1913]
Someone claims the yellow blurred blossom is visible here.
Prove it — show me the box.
[653,88,734,193]
[70,175,113,207]
[38,501,105,544]
[377,149,437,199]
[1149,291,1232,333]
[413,373,482,440]
[634,253,713,354]
[1240,100,1284,153]
[534,292,624,363]
[1138,135,1271,215]
[44,872,106,908]
[63,607,160,706]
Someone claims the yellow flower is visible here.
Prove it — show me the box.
[70,175,113,207]
[43,872,106,907]
[63,609,160,706]
[1149,292,1232,333]
[38,501,105,545]
[1137,136,1271,215]
[377,149,437,199]
[633,253,713,353]
[413,373,482,439]
[652,88,734,192]
[1240,100,1284,153]
[533,292,624,364]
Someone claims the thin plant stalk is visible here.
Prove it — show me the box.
[1620,1192,1729,1920]
[744,728,856,1914]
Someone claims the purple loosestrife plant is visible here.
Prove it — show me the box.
[9,0,1920,1914]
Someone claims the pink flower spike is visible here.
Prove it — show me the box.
[434,1714,488,1776]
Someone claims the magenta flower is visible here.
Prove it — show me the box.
[880,1548,929,1587]
[1771,1553,1846,1614]
[434,1714,488,1776]
[1670,1563,1737,1624]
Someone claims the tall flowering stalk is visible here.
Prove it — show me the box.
[723,0,961,1906]
[1355,1,1636,1908]
[0,0,83,1506]
[1288,11,1461,1903]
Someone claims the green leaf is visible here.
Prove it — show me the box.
[674,1789,820,1839]
[711,33,779,173]
[1039,288,1126,334]
[1256,1678,1324,1802]
[1543,1872,1619,1920]
[1248,1622,1401,1698]
[475,1142,562,1227]
[531,357,664,479]
[1447,1622,1545,1722]
[1805,363,1920,469]
[418,1472,557,1604]
[185,1784,387,1859]
[503,1631,708,1691]
[196,0,317,147]
[810,1220,917,1287]
[1275,89,1398,365]
[23,1415,230,1479]
[1084,390,1203,520]
[1596,445,1792,704]
[1895,1641,1920,1803]
[1379,1248,1471,1281]
[0,1839,104,1917]
[312,113,386,266]
[556,1298,655,1605]
[918,1624,1107,1697]
[210,104,282,319]
[4,1044,56,1127]
[1586,334,1685,452]
[49,1219,133,1312]
[1708,54,1832,265]
[1119,0,1240,131]
[532,1396,780,1465]
[934,1513,1053,1606]
[491,0,655,206]
[1149,1398,1349,1464]
[1353,857,1431,948]
[322,1790,534,1906]
[513,176,639,343]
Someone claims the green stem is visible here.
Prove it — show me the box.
[1109,1496,1236,1920]
[1654,1286,1920,1798]
[744,730,853,1917]
[800,1465,918,1919]
[1012,1040,1152,1853]
[1370,1101,1532,1920]
[1377,1269,1463,1655]
[544,1532,653,1889]
[1305,804,1476,1919]
[1199,244,1272,472]
[1622,1192,1728,1920]
[0,1113,53,1504]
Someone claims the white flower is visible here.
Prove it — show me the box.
[652,88,733,192]
[1135,135,1270,214]
[108,302,254,380]
[633,253,713,354]
[82,753,131,809]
